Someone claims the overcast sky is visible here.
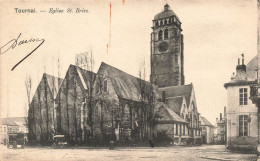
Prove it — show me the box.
[0,0,257,124]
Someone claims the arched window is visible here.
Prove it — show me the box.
[122,104,131,128]
[104,80,108,92]
[158,30,163,40]
[164,19,167,25]
[159,21,162,26]
[164,29,168,39]
[162,91,166,103]
[155,21,159,26]
[96,82,100,94]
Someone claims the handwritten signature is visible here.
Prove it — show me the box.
[0,33,45,71]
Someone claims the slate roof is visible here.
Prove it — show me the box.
[45,74,63,99]
[159,83,193,107]
[246,55,258,80]
[154,4,180,21]
[68,64,97,92]
[200,116,214,127]
[155,102,187,123]
[1,118,18,126]
[98,62,160,102]
[6,117,27,123]
[166,96,184,114]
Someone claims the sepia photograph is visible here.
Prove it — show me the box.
[0,0,259,160]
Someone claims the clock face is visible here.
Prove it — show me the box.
[158,41,169,52]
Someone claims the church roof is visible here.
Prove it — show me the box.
[155,102,187,123]
[98,62,160,102]
[45,74,63,99]
[154,4,180,21]
[68,64,97,92]
[200,116,214,127]
[166,96,184,115]
[159,84,193,107]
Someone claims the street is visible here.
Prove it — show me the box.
[0,144,257,161]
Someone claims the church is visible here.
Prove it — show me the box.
[28,4,201,146]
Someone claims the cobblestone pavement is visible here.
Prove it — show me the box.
[0,144,257,161]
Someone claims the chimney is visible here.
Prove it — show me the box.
[216,118,219,124]
[242,53,244,65]
[231,72,235,80]
[220,113,222,121]
[236,54,247,80]
[224,106,226,118]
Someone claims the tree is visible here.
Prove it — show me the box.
[75,50,95,143]
[55,56,64,135]
[25,74,34,142]
[138,57,156,139]
[43,65,51,143]
[138,57,147,139]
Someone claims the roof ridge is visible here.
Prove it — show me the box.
[101,62,151,85]
[159,83,193,90]
[44,73,63,80]
[246,55,257,66]
[69,64,97,75]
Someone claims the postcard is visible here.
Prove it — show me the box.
[0,0,259,160]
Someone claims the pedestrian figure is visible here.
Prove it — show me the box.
[148,138,154,148]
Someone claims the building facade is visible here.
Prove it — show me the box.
[199,116,214,144]
[224,55,258,150]
[214,109,227,144]
[28,73,62,144]
[56,64,95,143]
[0,118,19,144]
[159,84,201,143]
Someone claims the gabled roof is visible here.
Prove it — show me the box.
[155,102,187,123]
[159,83,193,107]
[166,96,184,114]
[68,64,96,92]
[1,118,18,126]
[200,116,214,127]
[98,62,160,102]
[246,55,258,80]
[6,117,27,123]
[44,74,63,99]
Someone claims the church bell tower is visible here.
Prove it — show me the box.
[150,4,184,87]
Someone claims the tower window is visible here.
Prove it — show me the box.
[173,30,177,38]
[239,88,248,105]
[169,18,172,23]
[164,19,167,25]
[155,21,158,26]
[158,30,163,40]
[164,29,168,39]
